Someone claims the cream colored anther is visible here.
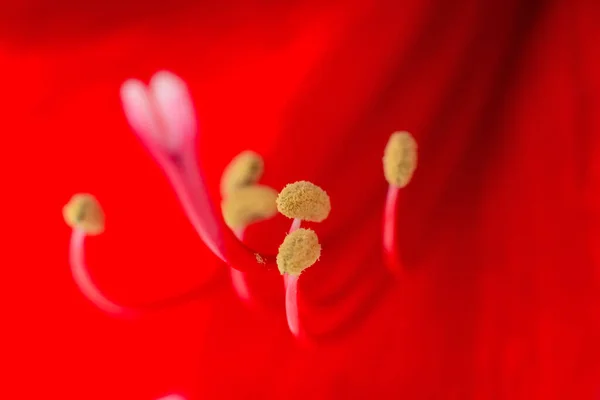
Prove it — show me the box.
[276,228,321,276]
[63,193,105,235]
[220,151,264,197]
[383,131,418,188]
[221,185,279,230]
[276,181,331,223]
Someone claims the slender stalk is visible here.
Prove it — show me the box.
[70,229,217,316]
[284,218,302,337]
[383,185,401,274]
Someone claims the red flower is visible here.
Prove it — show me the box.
[2,1,600,399]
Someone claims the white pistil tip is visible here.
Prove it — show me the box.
[149,70,197,152]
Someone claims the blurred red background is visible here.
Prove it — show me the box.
[1,1,600,399]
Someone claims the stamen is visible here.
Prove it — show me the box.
[64,194,218,316]
[276,181,329,339]
[220,151,264,197]
[383,131,417,188]
[63,193,105,236]
[276,228,321,276]
[276,181,331,222]
[221,185,278,230]
[382,131,418,274]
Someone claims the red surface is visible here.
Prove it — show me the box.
[1,1,600,399]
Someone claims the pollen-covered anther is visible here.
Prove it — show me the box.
[383,131,418,188]
[63,193,105,235]
[221,185,278,230]
[276,181,331,222]
[276,228,321,276]
[220,151,265,197]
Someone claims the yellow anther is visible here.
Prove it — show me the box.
[63,193,105,235]
[276,228,321,276]
[221,185,278,230]
[276,181,331,223]
[383,131,418,188]
[220,151,264,197]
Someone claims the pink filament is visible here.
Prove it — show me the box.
[229,228,252,304]
[285,275,300,336]
[229,267,252,304]
[284,218,303,338]
[69,229,217,316]
[383,185,401,274]
[70,229,133,316]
